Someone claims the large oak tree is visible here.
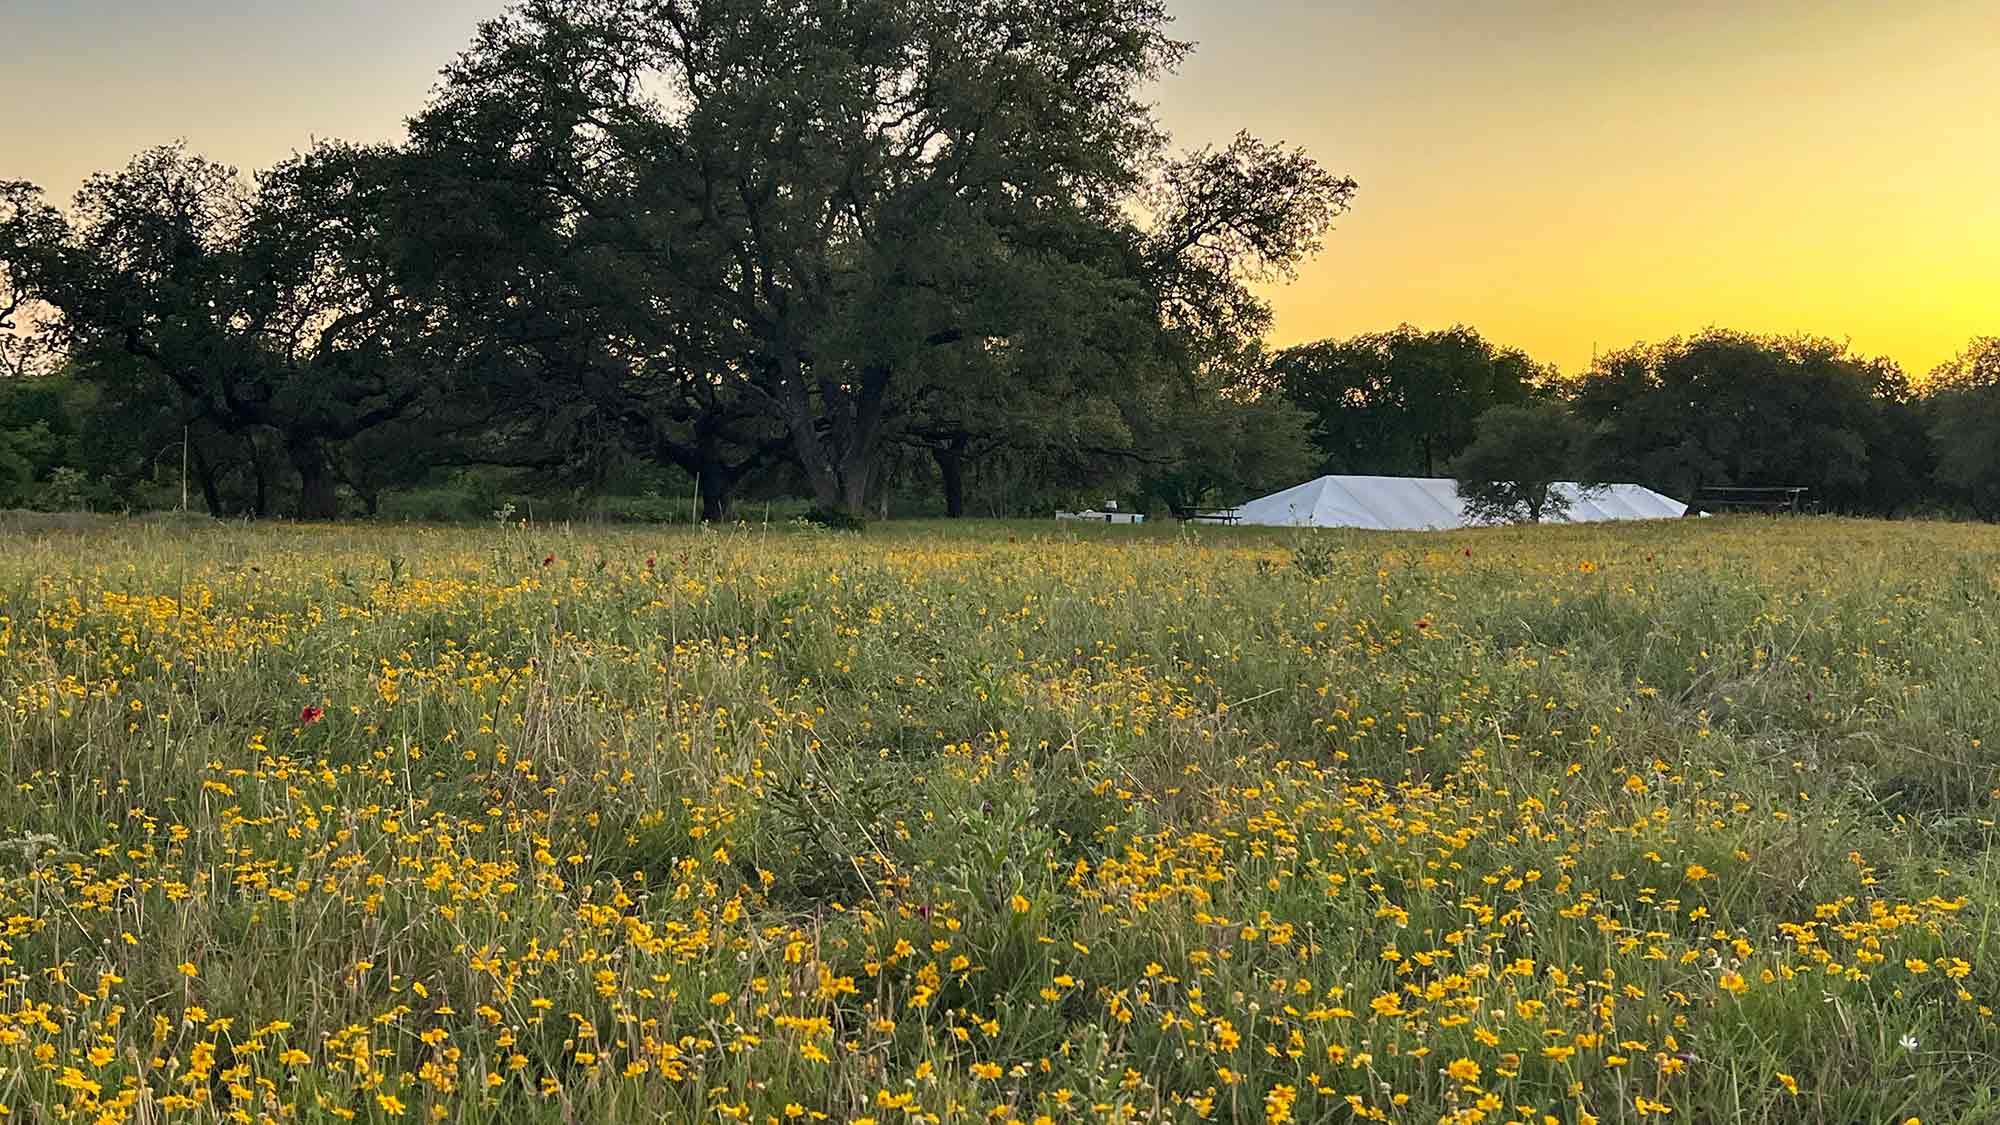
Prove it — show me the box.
[414,0,1344,519]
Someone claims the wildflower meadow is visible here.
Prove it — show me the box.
[3,515,1998,1124]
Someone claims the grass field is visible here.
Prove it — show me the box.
[3,515,1999,1124]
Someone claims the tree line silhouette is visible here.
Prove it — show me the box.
[2,1,1995,523]
[2,0,1351,522]
[1275,326,2000,521]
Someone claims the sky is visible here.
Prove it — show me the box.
[4,0,1996,376]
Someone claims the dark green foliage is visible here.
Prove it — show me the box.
[1274,324,1543,478]
[1,144,454,518]
[0,376,66,505]
[612,4,1327,517]
[1569,330,1929,515]
[406,0,1205,520]
[1927,338,2000,518]
[0,1,1348,523]
[1137,381,1318,515]
[1453,399,1598,524]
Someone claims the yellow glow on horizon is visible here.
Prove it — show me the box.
[1163,0,2000,376]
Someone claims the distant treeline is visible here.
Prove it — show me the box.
[2,3,1995,523]
[1273,325,2000,520]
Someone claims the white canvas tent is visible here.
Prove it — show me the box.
[1233,475,1685,531]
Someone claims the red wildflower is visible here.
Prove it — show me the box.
[542,554,556,568]
[300,705,325,725]
[1415,619,1431,630]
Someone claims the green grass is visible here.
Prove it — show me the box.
[1,514,1998,1123]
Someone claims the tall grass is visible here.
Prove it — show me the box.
[0,515,1996,1122]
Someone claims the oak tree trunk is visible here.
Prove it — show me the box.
[287,433,339,520]
[190,441,225,517]
[934,439,968,519]
[697,466,733,523]
[246,435,271,519]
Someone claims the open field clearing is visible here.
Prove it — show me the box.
[5,517,2000,1123]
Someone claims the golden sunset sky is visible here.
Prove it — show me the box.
[5,1,1995,375]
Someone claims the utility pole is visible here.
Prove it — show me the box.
[181,426,189,512]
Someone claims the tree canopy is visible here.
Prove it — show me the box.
[1452,400,1597,524]
[382,0,1352,520]
[1272,325,1542,478]
[1566,331,1928,515]
[1927,338,2000,518]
